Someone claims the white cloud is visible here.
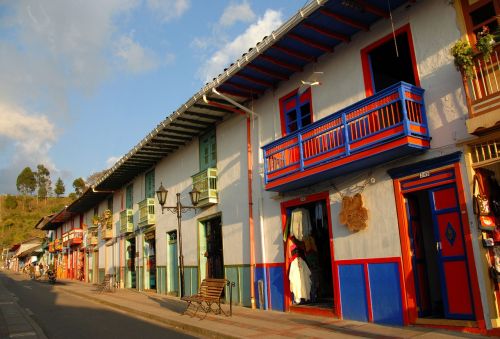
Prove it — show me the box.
[146,0,190,22]
[106,156,121,169]
[198,9,283,83]
[219,1,256,27]
[0,102,56,169]
[115,34,160,73]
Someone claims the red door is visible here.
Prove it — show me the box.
[429,185,474,320]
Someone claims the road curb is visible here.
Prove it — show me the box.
[59,287,237,339]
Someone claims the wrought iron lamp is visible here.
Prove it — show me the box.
[155,183,199,297]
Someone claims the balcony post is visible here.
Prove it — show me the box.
[342,113,350,156]
[398,85,410,136]
[298,134,305,171]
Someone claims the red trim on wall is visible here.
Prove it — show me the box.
[255,262,284,268]
[360,24,420,97]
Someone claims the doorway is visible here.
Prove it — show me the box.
[144,232,156,291]
[167,231,179,295]
[405,185,475,320]
[282,194,334,313]
[199,216,224,280]
[125,237,136,288]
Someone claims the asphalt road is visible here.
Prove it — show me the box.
[0,272,197,339]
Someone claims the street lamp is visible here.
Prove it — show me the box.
[156,183,200,297]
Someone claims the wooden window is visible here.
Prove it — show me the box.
[145,170,155,199]
[461,0,499,44]
[361,24,419,96]
[126,184,133,209]
[279,87,313,136]
[199,129,217,171]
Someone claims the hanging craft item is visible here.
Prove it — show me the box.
[339,193,368,232]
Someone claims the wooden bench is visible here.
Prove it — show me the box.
[181,278,233,318]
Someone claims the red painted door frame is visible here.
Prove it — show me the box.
[393,163,485,330]
[280,191,339,316]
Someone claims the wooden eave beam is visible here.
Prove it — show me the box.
[193,103,234,114]
[177,116,214,126]
[224,81,264,95]
[259,54,302,72]
[155,133,192,140]
[233,73,274,87]
[149,138,186,146]
[163,128,198,136]
[320,9,369,31]
[272,45,315,62]
[302,22,350,42]
[357,1,389,18]
[169,122,206,131]
[246,64,289,81]
[288,33,333,53]
[183,111,224,121]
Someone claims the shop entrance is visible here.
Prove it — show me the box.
[144,232,156,291]
[167,231,178,295]
[282,194,334,314]
[125,237,136,289]
[205,217,224,279]
[405,184,475,320]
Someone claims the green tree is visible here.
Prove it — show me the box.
[16,167,36,196]
[72,177,86,196]
[4,195,18,209]
[54,177,65,197]
[35,164,51,200]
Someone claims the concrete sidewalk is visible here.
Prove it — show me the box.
[43,277,487,339]
[0,270,47,339]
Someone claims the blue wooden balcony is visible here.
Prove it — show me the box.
[262,82,430,192]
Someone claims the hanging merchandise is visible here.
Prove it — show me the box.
[339,193,368,232]
[315,202,325,229]
[473,168,498,231]
[290,208,312,240]
[289,256,312,303]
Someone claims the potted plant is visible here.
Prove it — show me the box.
[476,26,495,60]
[451,39,474,78]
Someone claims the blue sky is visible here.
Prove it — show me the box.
[0,0,305,194]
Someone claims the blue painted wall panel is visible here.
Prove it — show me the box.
[339,264,368,322]
[269,266,284,311]
[368,263,403,326]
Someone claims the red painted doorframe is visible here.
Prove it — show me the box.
[393,163,485,330]
[280,191,339,316]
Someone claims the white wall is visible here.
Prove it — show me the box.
[251,0,468,263]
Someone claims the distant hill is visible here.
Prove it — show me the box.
[0,195,72,248]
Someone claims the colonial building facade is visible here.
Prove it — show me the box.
[38,0,500,334]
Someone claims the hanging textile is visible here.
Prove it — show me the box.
[290,208,312,241]
[289,257,312,303]
[315,202,325,229]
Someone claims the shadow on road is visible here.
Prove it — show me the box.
[0,271,194,339]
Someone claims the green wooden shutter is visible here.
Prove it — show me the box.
[145,170,155,198]
[199,129,216,171]
[126,185,133,209]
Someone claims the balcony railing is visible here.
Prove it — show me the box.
[120,209,134,234]
[138,198,155,228]
[102,228,113,240]
[62,232,69,246]
[69,229,84,246]
[461,44,500,133]
[263,82,430,192]
[89,233,98,246]
[192,168,218,207]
